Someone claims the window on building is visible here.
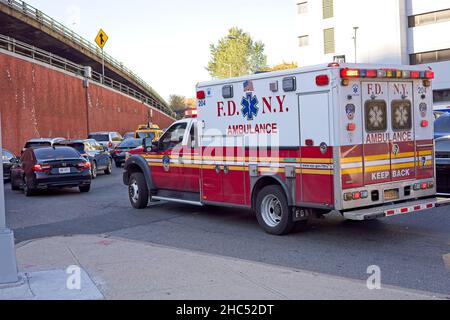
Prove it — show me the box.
[298,35,309,47]
[323,0,334,19]
[434,89,450,103]
[297,2,308,14]
[410,48,450,64]
[408,9,450,28]
[323,28,335,54]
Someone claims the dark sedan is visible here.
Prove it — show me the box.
[55,140,112,179]
[111,138,143,168]
[10,147,92,196]
[436,136,450,195]
[2,149,18,181]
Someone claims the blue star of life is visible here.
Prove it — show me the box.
[241,93,259,121]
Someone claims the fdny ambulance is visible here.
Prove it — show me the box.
[123,63,449,235]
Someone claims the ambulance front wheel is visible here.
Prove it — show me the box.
[256,185,296,235]
[128,172,149,209]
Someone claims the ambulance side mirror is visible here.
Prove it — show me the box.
[143,138,158,152]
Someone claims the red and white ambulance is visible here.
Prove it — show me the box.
[123,63,449,235]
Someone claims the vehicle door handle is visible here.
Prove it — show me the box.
[224,166,230,175]
[215,165,221,174]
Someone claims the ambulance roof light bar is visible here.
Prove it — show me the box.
[340,68,434,80]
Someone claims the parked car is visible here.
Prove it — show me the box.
[10,146,92,196]
[111,138,143,168]
[23,138,66,153]
[123,132,135,140]
[55,140,113,179]
[2,148,19,181]
[88,132,123,150]
[434,113,450,139]
[436,136,450,194]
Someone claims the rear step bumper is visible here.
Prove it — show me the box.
[343,197,450,221]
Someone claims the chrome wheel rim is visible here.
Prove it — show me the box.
[92,163,97,178]
[261,195,283,228]
[129,181,139,203]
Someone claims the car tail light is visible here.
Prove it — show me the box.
[77,162,91,169]
[33,164,51,172]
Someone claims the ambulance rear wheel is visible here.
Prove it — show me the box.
[256,185,295,235]
[128,172,149,209]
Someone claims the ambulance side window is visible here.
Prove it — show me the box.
[159,123,187,151]
[365,100,388,132]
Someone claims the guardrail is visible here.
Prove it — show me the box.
[0,34,174,117]
[0,0,172,115]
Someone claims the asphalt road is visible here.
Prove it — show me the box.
[4,169,450,296]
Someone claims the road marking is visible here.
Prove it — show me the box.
[443,254,450,271]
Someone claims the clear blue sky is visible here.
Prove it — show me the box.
[26,0,299,101]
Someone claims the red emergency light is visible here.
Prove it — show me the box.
[197,91,206,100]
[316,75,330,86]
[425,71,435,79]
[340,68,360,78]
[366,70,378,78]
[410,71,420,79]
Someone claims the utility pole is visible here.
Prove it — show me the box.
[353,27,359,63]
[0,114,19,285]
[102,48,105,84]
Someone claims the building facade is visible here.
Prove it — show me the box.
[295,0,450,110]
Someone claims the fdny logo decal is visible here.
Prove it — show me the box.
[241,93,259,121]
[345,104,356,120]
[162,155,171,172]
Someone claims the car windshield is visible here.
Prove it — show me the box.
[25,141,51,149]
[136,132,155,140]
[57,143,85,153]
[2,149,14,161]
[119,139,142,148]
[435,115,450,134]
[34,147,80,161]
[88,134,109,142]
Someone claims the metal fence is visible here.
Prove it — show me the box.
[1,0,172,115]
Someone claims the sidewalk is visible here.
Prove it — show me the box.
[0,235,444,300]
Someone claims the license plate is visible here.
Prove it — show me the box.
[59,167,71,174]
[384,189,399,201]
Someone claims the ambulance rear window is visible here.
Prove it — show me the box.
[391,100,412,131]
[365,100,387,132]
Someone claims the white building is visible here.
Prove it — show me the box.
[295,0,450,110]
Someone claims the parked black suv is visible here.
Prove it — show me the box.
[2,148,18,181]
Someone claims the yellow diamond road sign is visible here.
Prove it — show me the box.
[95,29,109,49]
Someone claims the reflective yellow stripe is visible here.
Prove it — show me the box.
[341,168,364,175]
[365,154,390,161]
[393,152,415,158]
[341,157,363,164]
[300,169,335,175]
[418,150,433,156]
[392,162,415,170]
[365,165,391,173]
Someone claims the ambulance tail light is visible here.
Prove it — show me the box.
[316,75,329,86]
[340,68,360,78]
[328,62,340,68]
[344,190,369,202]
[197,91,206,100]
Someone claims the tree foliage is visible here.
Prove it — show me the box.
[168,94,187,112]
[207,27,268,79]
[262,62,299,72]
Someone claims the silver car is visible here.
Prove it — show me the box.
[88,132,123,150]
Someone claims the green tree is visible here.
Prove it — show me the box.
[169,94,186,112]
[265,61,298,72]
[207,27,267,79]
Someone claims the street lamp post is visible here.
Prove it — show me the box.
[0,114,19,285]
[353,27,359,63]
